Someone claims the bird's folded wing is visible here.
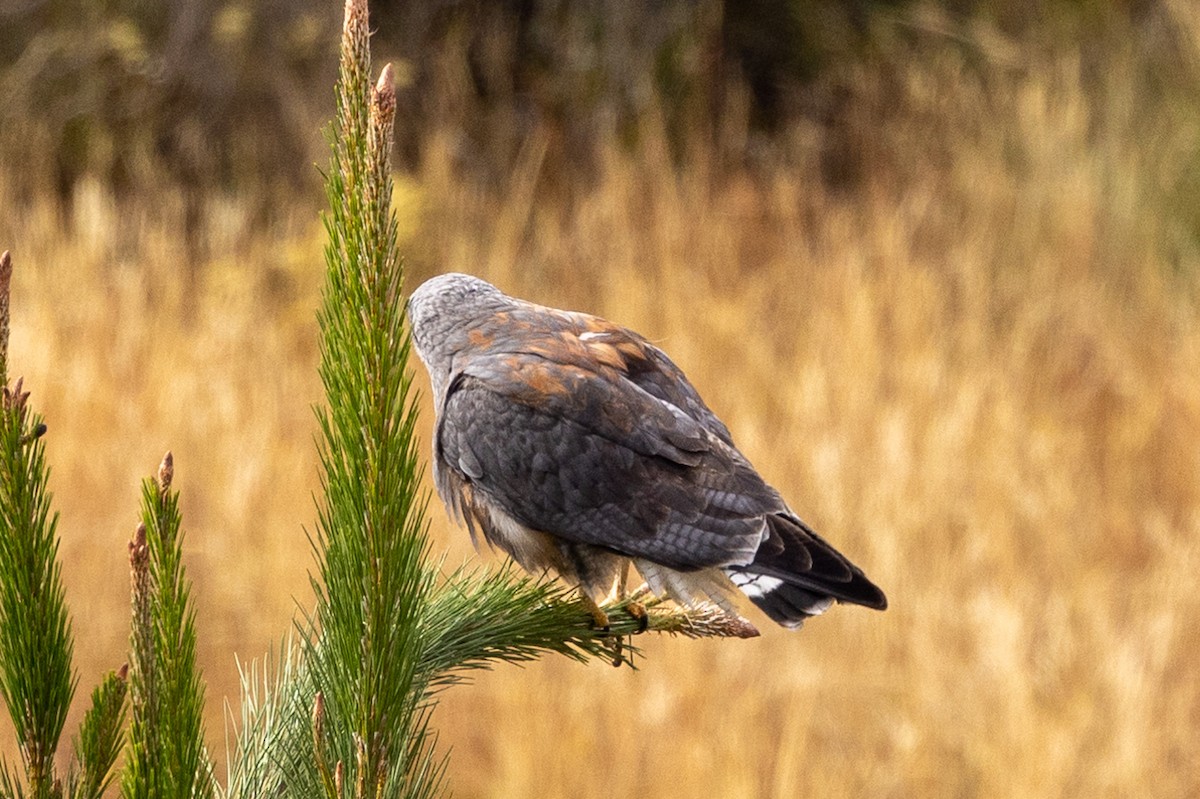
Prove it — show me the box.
[435,353,779,569]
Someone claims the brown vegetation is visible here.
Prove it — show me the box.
[1,4,1198,796]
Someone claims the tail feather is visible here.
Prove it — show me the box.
[730,513,886,629]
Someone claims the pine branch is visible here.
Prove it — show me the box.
[421,565,759,682]
[0,764,22,799]
[222,640,305,798]
[122,454,214,799]
[67,665,128,799]
[0,250,76,799]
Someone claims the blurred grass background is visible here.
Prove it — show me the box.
[2,0,1199,796]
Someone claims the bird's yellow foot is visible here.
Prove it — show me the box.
[583,595,611,632]
[626,600,649,632]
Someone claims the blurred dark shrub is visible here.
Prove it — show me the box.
[0,0,1188,216]
[0,0,338,203]
[0,0,906,207]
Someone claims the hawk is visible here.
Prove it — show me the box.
[408,273,887,630]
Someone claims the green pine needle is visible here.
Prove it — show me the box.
[67,666,128,799]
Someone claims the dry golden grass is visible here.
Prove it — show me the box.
[2,13,1199,797]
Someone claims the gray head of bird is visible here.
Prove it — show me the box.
[407,272,508,398]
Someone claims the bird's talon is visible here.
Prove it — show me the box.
[627,600,649,632]
[585,599,611,632]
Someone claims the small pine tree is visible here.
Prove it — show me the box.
[0,251,128,799]
[122,453,214,799]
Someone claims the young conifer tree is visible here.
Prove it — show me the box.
[0,251,128,799]
[121,452,214,799]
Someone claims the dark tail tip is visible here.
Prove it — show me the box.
[730,513,887,628]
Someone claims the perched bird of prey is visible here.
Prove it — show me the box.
[408,273,887,630]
